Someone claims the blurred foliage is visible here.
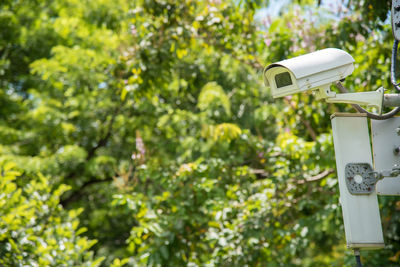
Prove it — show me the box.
[0,161,102,266]
[0,0,400,266]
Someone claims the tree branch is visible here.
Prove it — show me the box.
[296,169,335,185]
[63,106,120,182]
[86,107,119,160]
[283,98,317,141]
[60,177,113,207]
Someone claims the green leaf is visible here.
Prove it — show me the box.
[198,82,231,116]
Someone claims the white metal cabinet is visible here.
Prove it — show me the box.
[371,117,400,195]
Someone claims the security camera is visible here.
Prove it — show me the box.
[263,48,384,112]
[264,48,355,98]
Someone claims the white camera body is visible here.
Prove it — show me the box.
[264,48,355,98]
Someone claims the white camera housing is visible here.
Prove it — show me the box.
[264,48,355,98]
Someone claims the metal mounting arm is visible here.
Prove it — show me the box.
[383,94,400,107]
[314,85,384,114]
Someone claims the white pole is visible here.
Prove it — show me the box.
[331,113,384,249]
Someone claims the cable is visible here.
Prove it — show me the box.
[391,40,400,92]
[355,255,362,267]
[354,249,362,267]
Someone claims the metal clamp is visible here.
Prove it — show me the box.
[374,165,400,180]
[345,163,400,195]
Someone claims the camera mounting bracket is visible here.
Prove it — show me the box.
[314,86,384,114]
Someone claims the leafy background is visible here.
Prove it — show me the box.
[0,0,399,266]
